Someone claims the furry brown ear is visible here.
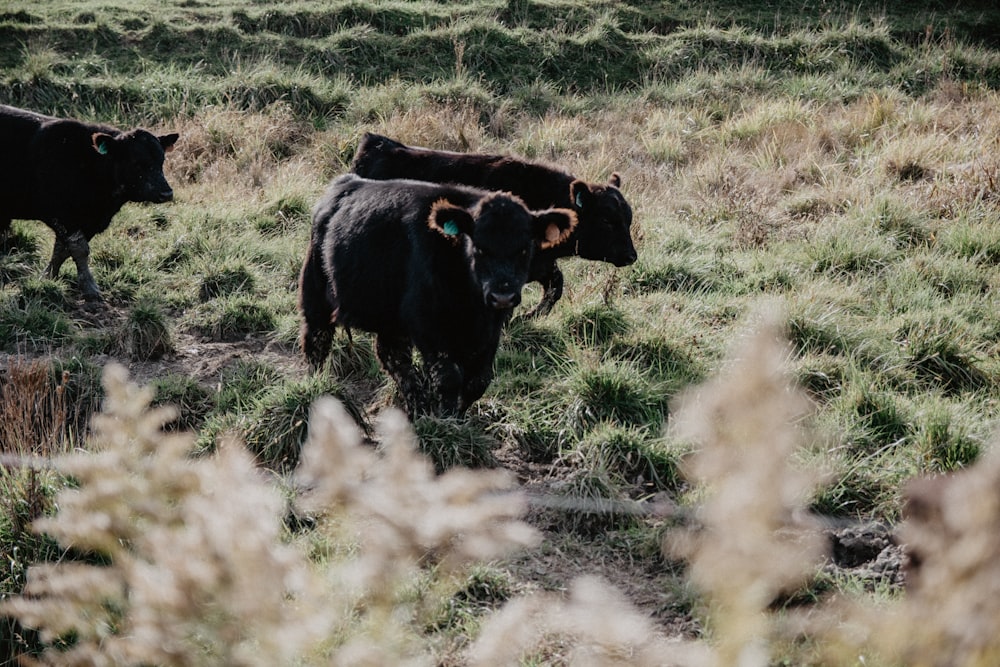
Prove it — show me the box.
[609,172,622,188]
[534,208,578,250]
[428,199,474,244]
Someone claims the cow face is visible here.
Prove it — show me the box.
[569,174,637,267]
[92,129,179,204]
[429,194,576,310]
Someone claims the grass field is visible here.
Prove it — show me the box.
[3,1,1000,664]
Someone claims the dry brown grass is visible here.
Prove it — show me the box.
[0,359,70,540]
[0,359,68,459]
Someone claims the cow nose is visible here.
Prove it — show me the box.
[614,248,638,267]
[488,291,520,310]
[157,189,174,203]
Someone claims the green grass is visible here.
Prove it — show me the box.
[412,415,499,472]
[1,2,998,124]
[151,373,215,432]
[124,295,174,361]
[3,1,1000,663]
[241,374,364,472]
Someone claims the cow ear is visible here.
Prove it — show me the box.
[608,172,622,188]
[428,199,474,244]
[159,133,180,153]
[570,180,592,210]
[92,133,115,156]
[534,208,578,250]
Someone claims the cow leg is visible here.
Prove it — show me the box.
[298,249,337,370]
[376,335,424,416]
[524,264,564,319]
[45,226,101,301]
[64,231,101,301]
[424,350,464,418]
[458,340,503,414]
[44,234,73,281]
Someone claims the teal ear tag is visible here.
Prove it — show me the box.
[442,220,460,236]
[575,191,584,208]
[96,141,109,155]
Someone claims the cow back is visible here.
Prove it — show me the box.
[351,132,636,269]
[352,132,574,210]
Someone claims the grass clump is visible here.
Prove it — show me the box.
[492,394,575,464]
[0,297,74,351]
[913,400,982,472]
[427,566,514,633]
[0,357,72,460]
[563,305,630,347]
[607,336,703,386]
[16,278,69,312]
[411,415,498,473]
[786,308,857,357]
[199,296,276,342]
[215,359,284,414]
[253,194,312,237]
[48,357,103,444]
[794,353,850,403]
[0,358,74,659]
[623,259,718,296]
[902,322,992,396]
[151,374,215,432]
[839,382,912,454]
[0,225,42,285]
[242,374,364,471]
[198,264,256,302]
[568,362,669,430]
[805,228,900,279]
[569,424,684,492]
[124,296,174,361]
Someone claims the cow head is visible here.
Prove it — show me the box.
[569,173,637,267]
[92,129,179,205]
[429,194,576,310]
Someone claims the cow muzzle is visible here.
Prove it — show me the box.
[153,189,174,203]
[611,248,638,267]
[487,291,521,310]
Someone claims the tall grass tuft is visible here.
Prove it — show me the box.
[0,358,70,532]
[241,374,364,471]
[411,415,498,472]
[0,358,74,660]
[124,295,174,361]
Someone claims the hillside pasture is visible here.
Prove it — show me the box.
[3,1,1000,664]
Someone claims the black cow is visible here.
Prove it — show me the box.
[351,132,636,317]
[0,105,179,300]
[299,174,577,417]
